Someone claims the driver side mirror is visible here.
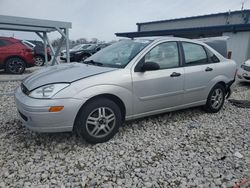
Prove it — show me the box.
[141,61,160,72]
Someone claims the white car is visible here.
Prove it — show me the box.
[15,37,237,143]
[237,60,250,82]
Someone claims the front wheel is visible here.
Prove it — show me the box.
[5,57,26,74]
[204,84,226,113]
[75,98,122,144]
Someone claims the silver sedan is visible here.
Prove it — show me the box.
[15,37,237,143]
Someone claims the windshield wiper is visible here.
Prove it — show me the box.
[83,60,103,66]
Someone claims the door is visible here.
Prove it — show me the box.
[181,42,220,104]
[132,41,184,116]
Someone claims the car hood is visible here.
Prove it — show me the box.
[23,63,117,91]
[244,60,250,66]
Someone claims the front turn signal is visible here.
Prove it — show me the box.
[49,106,64,112]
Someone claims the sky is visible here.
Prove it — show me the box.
[1,0,250,42]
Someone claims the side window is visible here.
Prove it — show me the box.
[182,42,208,65]
[144,42,179,69]
[0,40,6,47]
[0,39,11,47]
[206,48,220,63]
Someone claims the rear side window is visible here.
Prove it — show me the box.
[206,48,220,63]
[182,42,208,65]
[0,39,11,47]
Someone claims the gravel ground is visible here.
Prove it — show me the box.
[0,82,249,188]
[0,81,21,94]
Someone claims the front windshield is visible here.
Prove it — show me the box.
[86,44,97,50]
[72,44,82,50]
[84,39,152,68]
[82,44,92,49]
[72,44,91,50]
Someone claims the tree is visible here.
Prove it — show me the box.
[51,38,61,47]
[91,38,99,43]
[76,38,88,44]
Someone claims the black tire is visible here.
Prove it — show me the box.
[34,55,45,66]
[5,57,26,74]
[75,98,122,144]
[204,84,226,113]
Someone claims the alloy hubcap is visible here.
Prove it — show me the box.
[86,107,116,138]
[8,60,24,73]
[211,88,223,109]
[35,57,44,66]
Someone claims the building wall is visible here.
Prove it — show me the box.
[139,12,250,32]
[135,10,250,65]
[223,31,250,64]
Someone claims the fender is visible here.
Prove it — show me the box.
[73,84,134,117]
[206,75,233,96]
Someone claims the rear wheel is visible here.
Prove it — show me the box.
[34,55,45,66]
[5,57,26,74]
[204,84,226,113]
[75,98,122,144]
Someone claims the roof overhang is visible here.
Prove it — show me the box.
[116,24,250,38]
[136,9,250,26]
[0,15,71,33]
[0,24,55,32]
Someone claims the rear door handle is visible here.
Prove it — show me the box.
[170,72,181,77]
[205,67,213,72]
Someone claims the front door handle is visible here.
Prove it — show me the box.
[205,67,213,72]
[170,72,181,77]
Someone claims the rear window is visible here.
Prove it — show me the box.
[203,41,227,58]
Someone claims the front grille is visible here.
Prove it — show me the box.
[243,76,250,80]
[21,83,30,95]
[242,65,250,72]
[18,111,28,121]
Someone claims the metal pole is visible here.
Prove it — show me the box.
[44,34,59,64]
[51,37,64,65]
[65,28,70,63]
[43,32,48,66]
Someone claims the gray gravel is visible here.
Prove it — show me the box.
[0,81,21,94]
[0,81,249,188]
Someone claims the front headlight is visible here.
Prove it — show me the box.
[29,83,70,99]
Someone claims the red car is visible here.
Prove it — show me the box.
[0,37,35,74]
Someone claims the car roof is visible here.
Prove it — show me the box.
[0,36,20,42]
[134,36,205,43]
[129,37,208,48]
